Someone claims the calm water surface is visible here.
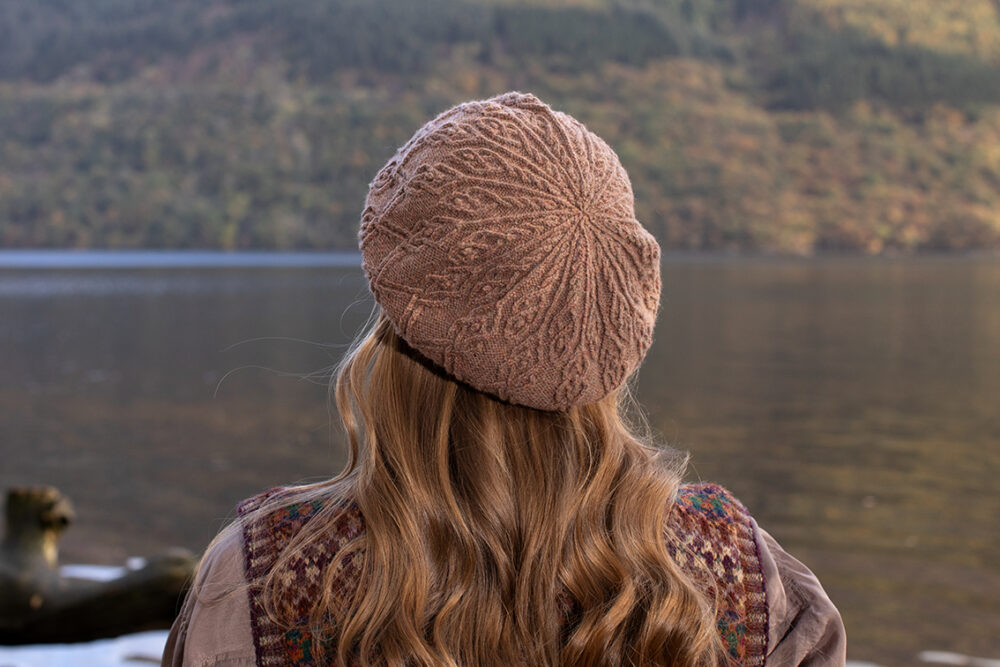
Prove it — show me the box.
[1,254,998,664]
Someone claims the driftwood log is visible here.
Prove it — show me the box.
[0,486,199,644]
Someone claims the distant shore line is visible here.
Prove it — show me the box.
[0,250,361,269]
[0,248,997,270]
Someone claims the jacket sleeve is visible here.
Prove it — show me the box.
[752,520,847,666]
[161,524,256,667]
[161,568,195,667]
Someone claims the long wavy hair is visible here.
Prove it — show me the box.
[209,307,726,666]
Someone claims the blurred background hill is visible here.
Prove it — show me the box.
[3,0,1000,254]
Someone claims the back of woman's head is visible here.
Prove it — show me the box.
[251,311,724,666]
[249,91,726,666]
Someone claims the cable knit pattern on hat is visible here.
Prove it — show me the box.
[359,91,661,411]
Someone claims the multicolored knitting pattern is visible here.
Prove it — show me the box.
[666,483,769,665]
[239,491,364,666]
[238,482,768,666]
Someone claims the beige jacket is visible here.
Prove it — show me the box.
[162,515,845,667]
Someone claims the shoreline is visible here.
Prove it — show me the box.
[0,248,997,270]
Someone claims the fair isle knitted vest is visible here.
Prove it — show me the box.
[238,483,768,666]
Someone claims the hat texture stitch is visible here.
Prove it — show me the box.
[359,91,661,411]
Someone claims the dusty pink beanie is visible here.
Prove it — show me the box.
[359,91,661,411]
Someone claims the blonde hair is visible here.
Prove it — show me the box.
[207,308,726,666]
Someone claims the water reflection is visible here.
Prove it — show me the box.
[1,255,998,665]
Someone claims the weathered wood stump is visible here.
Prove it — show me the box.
[0,486,199,644]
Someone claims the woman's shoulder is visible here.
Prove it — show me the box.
[164,488,364,667]
[667,481,764,582]
[667,481,765,611]
[237,485,363,574]
[161,521,255,666]
[231,486,365,667]
[671,481,847,666]
[668,482,769,665]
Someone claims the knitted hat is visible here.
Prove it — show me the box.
[359,91,661,411]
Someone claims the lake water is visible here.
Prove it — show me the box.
[1,252,998,665]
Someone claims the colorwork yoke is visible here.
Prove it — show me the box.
[239,483,765,665]
[162,483,847,666]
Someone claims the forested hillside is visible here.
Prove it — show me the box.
[2,0,1000,253]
